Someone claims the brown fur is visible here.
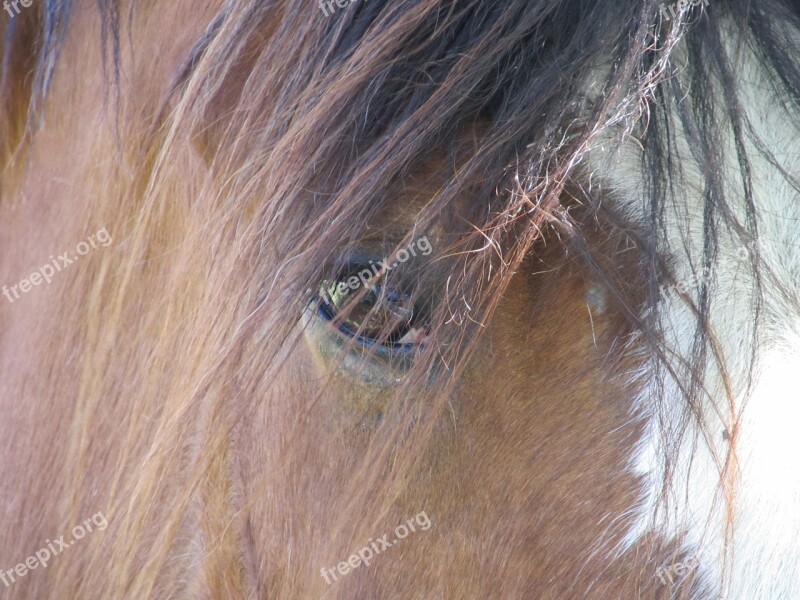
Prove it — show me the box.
[0,1,721,598]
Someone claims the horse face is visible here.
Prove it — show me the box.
[235,147,666,597]
[0,10,685,597]
[2,1,799,598]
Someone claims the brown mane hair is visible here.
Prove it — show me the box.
[1,0,799,596]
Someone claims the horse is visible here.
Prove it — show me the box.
[0,0,798,598]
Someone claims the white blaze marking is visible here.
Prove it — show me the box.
[586,23,800,599]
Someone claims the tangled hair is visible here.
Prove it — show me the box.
[2,0,799,596]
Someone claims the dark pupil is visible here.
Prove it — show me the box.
[324,281,415,342]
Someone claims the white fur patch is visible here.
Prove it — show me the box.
[586,25,800,600]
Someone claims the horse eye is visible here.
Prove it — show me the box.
[317,277,429,348]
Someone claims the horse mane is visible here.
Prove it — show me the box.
[2,0,799,596]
